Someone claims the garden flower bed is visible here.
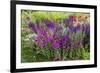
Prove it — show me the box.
[21,10,90,62]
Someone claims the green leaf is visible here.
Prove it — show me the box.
[35,53,49,62]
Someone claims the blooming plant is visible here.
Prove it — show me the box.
[21,10,90,62]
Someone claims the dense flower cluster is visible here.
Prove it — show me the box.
[28,15,90,51]
[21,12,90,61]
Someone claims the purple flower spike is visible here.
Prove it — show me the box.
[82,24,90,34]
[38,29,47,36]
[52,41,60,49]
[75,25,81,31]
[60,35,70,44]
[44,19,55,29]
[64,18,73,27]
[68,25,81,33]
[28,22,38,33]
[45,37,53,43]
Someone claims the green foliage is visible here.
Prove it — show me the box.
[21,10,76,23]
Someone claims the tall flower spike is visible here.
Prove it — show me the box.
[60,35,70,45]
[68,25,81,33]
[52,41,60,49]
[28,22,38,33]
[44,19,55,29]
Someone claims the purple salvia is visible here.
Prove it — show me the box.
[52,41,60,49]
[44,19,55,29]
[28,22,38,33]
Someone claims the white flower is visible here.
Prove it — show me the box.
[24,38,30,41]
[26,34,37,39]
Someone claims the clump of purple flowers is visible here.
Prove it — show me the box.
[27,15,90,61]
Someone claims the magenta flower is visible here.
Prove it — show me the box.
[52,41,60,49]
[59,35,70,47]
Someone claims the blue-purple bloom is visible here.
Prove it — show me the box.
[68,25,81,33]
[64,18,73,27]
[28,22,39,33]
[60,35,70,45]
[82,24,90,34]
[64,16,77,27]
[44,19,55,29]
